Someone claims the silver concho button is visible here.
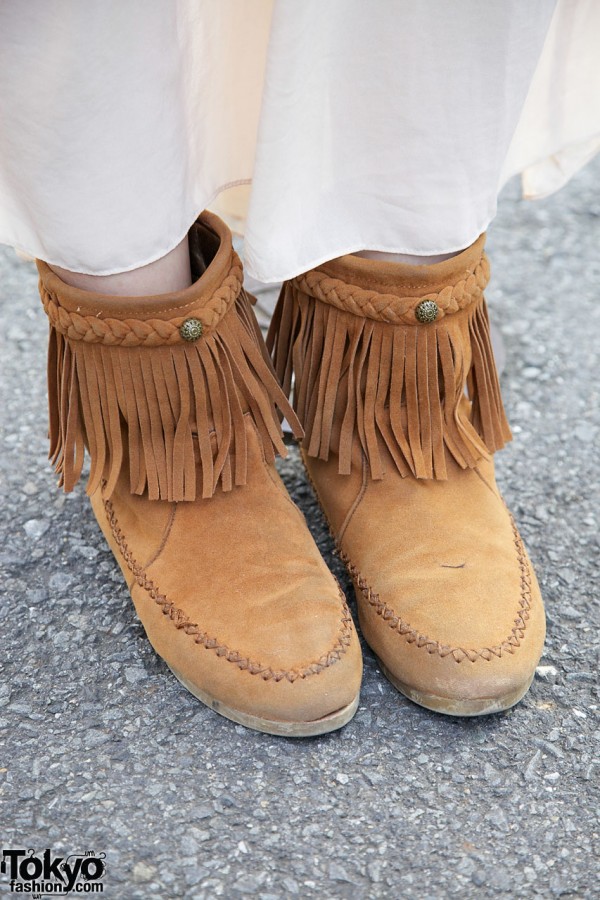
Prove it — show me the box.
[415,300,439,324]
[179,317,203,341]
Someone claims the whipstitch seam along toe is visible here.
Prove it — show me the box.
[343,513,533,663]
[103,495,354,682]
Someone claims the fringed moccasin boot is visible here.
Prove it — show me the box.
[37,211,362,736]
[268,235,545,716]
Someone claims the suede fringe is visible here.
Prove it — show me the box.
[268,279,511,481]
[44,288,302,502]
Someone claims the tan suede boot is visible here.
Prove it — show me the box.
[268,236,545,716]
[37,212,362,736]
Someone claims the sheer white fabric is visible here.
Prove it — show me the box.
[0,0,598,282]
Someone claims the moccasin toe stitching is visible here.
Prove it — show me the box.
[101,486,361,722]
[345,538,545,704]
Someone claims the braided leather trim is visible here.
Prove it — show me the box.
[293,253,490,324]
[103,495,354,682]
[40,254,243,346]
[341,512,533,663]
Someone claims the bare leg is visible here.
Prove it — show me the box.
[48,237,192,296]
[354,249,460,265]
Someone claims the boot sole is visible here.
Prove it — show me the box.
[168,664,360,737]
[377,658,535,717]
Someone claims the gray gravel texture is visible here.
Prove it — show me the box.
[1,157,599,899]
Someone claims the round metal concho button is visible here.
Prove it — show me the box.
[415,299,439,324]
[179,317,203,342]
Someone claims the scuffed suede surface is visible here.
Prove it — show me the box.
[315,448,544,699]
[274,240,546,707]
[343,454,540,650]
[91,416,361,724]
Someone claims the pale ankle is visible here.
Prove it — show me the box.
[354,249,463,266]
[48,237,192,296]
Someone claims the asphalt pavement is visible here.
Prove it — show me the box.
[0,158,599,899]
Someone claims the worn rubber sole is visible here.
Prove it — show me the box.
[168,664,360,737]
[377,658,535,717]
